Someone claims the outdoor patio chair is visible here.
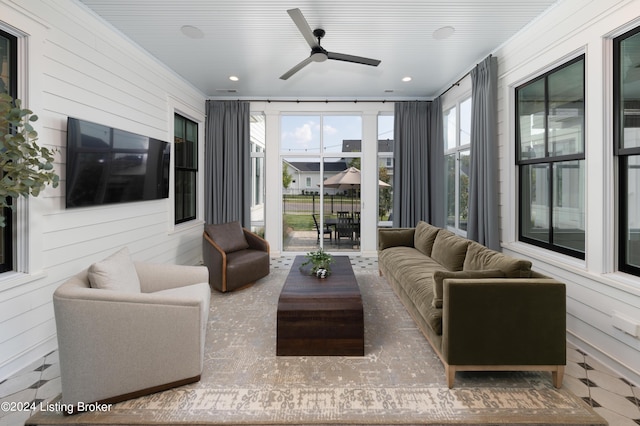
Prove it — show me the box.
[312,214,333,242]
[336,215,356,246]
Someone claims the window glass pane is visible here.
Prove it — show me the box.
[378,115,394,152]
[378,115,394,224]
[548,60,584,156]
[282,156,324,251]
[458,150,470,231]
[553,160,585,253]
[323,115,362,153]
[517,79,546,160]
[378,157,393,222]
[460,98,472,147]
[0,33,11,94]
[174,116,187,168]
[444,106,457,151]
[0,210,7,270]
[521,163,550,244]
[186,120,197,143]
[250,113,266,235]
[626,155,640,269]
[620,31,640,150]
[174,117,197,170]
[446,154,456,227]
[281,116,320,153]
[175,169,196,222]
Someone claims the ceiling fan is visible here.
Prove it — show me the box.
[280,8,381,80]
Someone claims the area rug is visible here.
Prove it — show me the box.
[27,257,606,425]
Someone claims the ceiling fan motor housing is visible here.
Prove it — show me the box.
[311,46,328,62]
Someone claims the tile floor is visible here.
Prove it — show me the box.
[1,257,639,426]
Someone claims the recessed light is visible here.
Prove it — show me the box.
[180,25,204,39]
[402,76,412,82]
[229,76,239,82]
[433,26,455,40]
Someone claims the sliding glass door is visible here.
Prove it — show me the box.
[281,115,362,253]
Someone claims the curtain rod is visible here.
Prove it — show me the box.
[209,99,431,103]
[436,54,492,99]
[438,70,471,98]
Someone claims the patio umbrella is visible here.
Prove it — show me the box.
[321,167,391,213]
[322,167,391,190]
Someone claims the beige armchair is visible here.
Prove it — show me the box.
[53,252,210,413]
[203,221,270,292]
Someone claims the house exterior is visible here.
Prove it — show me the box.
[283,160,349,195]
[0,0,639,392]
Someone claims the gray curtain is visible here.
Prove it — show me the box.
[467,55,500,250]
[393,101,444,228]
[428,96,445,228]
[204,100,250,226]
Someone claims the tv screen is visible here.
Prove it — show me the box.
[66,117,170,208]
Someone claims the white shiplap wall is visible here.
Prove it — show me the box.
[0,0,206,378]
[494,0,640,385]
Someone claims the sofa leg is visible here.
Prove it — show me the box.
[446,365,455,389]
[552,366,565,388]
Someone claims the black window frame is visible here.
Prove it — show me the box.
[614,25,640,277]
[515,55,586,259]
[1,29,17,273]
[174,114,198,224]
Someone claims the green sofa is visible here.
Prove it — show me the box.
[378,221,566,388]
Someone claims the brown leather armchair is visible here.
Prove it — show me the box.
[203,221,270,292]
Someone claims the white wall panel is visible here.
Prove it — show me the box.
[0,0,206,379]
[497,0,640,385]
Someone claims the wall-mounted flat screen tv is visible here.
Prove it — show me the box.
[66,117,170,208]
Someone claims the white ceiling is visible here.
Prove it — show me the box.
[76,0,559,100]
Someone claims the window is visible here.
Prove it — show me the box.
[250,113,266,235]
[444,97,471,234]
[516,55,585,258]
[174,114,198,224]
[377,115,393,226]
[615,26,640,276]
[1,29,17,273]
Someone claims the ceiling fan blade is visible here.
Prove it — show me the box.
[280,56,314,80]
[287,8,318,48]
[327,52,381,67]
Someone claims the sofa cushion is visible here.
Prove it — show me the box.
[430,230,469,271]
[88,247,141,293]
[463,241,533,278]
[414,221,440,257]
[431,269,506,308]
[205,221,249,253]
[378,228,415,251]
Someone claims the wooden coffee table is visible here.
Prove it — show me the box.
[276,256,364,356]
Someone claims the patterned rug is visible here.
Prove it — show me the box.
[28,257,606,425]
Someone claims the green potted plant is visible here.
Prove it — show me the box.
[300,247,333,278]
[0,93,59,226]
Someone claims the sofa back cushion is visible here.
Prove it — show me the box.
[414,221,441,257]
[431,269,506,308]
[430,230,469,271]
[378,228,415,251]
[205,221,249,253]
[88,247,141,293]
[463,241,532,278]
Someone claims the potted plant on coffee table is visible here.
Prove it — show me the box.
[300,248,333,279]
